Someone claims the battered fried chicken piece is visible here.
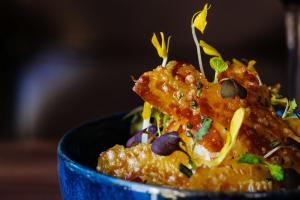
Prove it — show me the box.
[97,61,300,191]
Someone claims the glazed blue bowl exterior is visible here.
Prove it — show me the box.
[57,113,300,200]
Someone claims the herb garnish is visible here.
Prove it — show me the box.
[283,99,297,118]
[192,117,213,150]
[179,163,193,178]
[209,57,228,83]
[191,101,198,109]
[196,80,202,97]
[238,153,284,181]
[195,117,213,141]
[187,123,193,129]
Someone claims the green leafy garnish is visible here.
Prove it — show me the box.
[265,163,284,182]
[282,99,298,118]
[209,57,228,83]
[238,153,284,181]
[179,163,193,178]
[270,140,281,148]
[271,93,298,119]
[195,117,213,141]
[238,153,263,164]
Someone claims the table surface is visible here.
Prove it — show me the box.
[0,139,61,199]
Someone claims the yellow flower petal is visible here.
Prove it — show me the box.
[209,107,245,166]
[151,32,170,59]
[142,102,152,129]
[199,40,221,57]
[193,4,210,34]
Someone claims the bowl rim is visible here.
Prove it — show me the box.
[57,113,300,198]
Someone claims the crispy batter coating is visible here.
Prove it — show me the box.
[98,61,300,191]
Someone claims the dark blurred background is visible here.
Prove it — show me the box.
[0,0,289,138]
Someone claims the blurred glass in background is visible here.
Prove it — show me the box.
[0,0,294,138]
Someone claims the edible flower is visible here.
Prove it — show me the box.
[209,107,245,166]
[239,153,284,181]
[193,4,210,34]
[199,40,221,57]
[151,32,171,67]
[142,102,152,129]
[191,3,211,76]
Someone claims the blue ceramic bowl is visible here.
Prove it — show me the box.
[57,113,300,200]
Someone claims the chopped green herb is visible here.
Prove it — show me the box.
[195,117,213,141]
[179,163,193,178]
[270,140,281,148]
[271,94,298,119]
[187,123,193,129]
[191,100,198,109]
[238,153,284,181]
[196,80,202,97]
[238,153,263,164]
[177,92,184,100]
[186,131,193,137]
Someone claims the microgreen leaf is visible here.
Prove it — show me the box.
[238,153,263,164]
[282,99,298,118]
[179,163,193,178]
[265,163,284,181]
[238,153,285,182]
[193,4,210,34]
[210,57,228,83]
[286,99,298,117]
[199,40,221,57]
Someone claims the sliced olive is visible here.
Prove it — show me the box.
[220,79,247,99]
